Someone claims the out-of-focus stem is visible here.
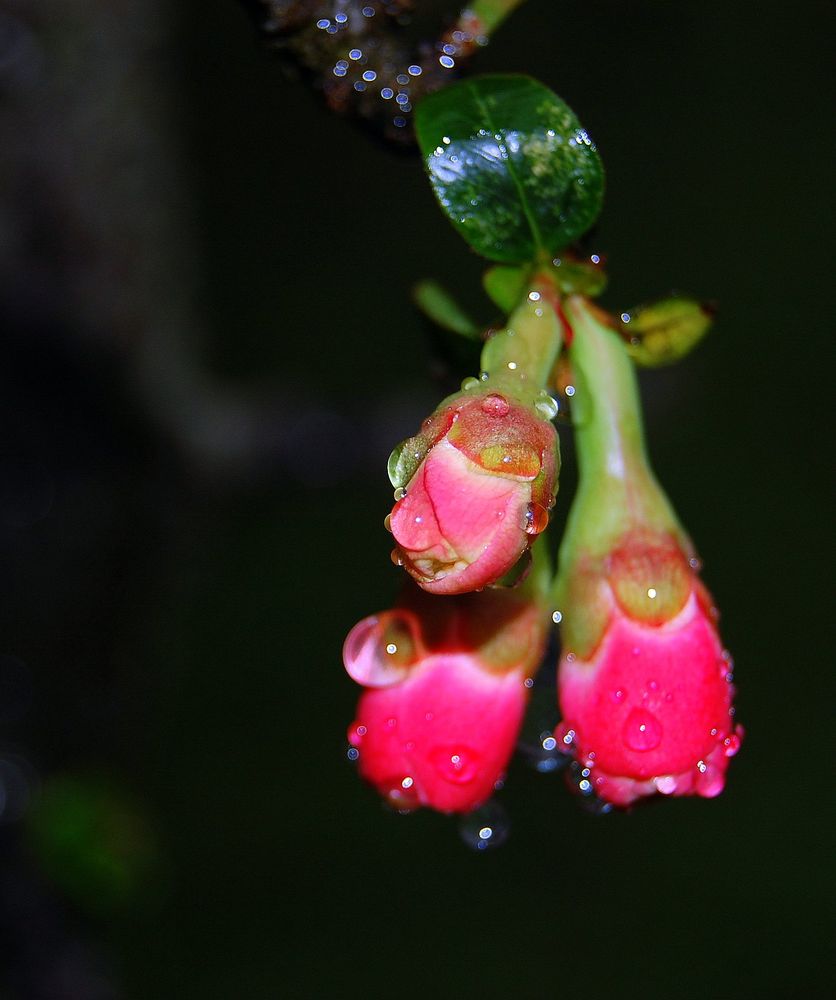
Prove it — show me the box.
[467,0,529,37]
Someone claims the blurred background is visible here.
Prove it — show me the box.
[0,1,832,997]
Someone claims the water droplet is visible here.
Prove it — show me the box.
[461,376,480,392]
[622,708,663,752]
[524,503,549,536]
[610,688,626,703]
[347,747,360,762]
[723,732,741,757]
[390,548,403,566]
[459,801,509,851]
[480,393,510,417]
[551,610,563,624]
[654,775,677,795]
[535,393,559,420]
[429,746,480,784]
[348,723,367,746]
[343,613,419,687]
[393,487,407,501]
[384,782,419,813]
[689,555,703,571]
[646,587,657,599]
[383,513,392,532]
[524,677,534,688]
[696,760,707,773]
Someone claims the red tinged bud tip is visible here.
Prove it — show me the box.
[387,392,558,595]
[556,537,743,806]
[343,586,547,814]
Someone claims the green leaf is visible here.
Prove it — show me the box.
[620,296,715,367]
[415,74,605,264]
[482,264,530,312]
[413,280,481,338]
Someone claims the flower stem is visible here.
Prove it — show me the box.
[557,296,687,562]
[479,278,564,396]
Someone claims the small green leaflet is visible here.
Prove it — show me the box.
[415,75,605,264]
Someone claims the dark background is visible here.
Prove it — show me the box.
[0,1,832,997]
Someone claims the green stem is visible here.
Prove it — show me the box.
[479,278,563,396]
[468,0,529,37]
[558,296,687,563]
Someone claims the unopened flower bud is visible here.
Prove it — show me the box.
[554,297,742,806]
[387,391,558,594]
[344,584,548,813]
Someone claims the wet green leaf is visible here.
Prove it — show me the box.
[621,296,715,367]
[415,74,604,263]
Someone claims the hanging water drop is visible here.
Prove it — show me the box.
[525,503,549,535]
[458,801,510,851]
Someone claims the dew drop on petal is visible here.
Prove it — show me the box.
[622,708,663,752]
[429,746,480,784]
[481,393,511,417]
[342,615,414,687]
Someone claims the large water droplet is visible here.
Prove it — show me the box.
[429,745,480,784]
[524,502,549,535]
[534,392,559,421]
[481,393,510,417]
[461,376,480,392]
[458,801,510,851]
[342,613,418,687]
[622,708,663,752]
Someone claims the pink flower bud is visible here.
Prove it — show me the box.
[387,392,558,594]
[556,534,743,806]
[344,587,546,813]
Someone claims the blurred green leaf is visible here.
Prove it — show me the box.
[413,279,481,338]
[415,74,604,263]
[482,264,529,312]
[620,296,715,367]
[28,773,160,915]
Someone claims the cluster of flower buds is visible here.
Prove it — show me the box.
[343,281,742,823]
